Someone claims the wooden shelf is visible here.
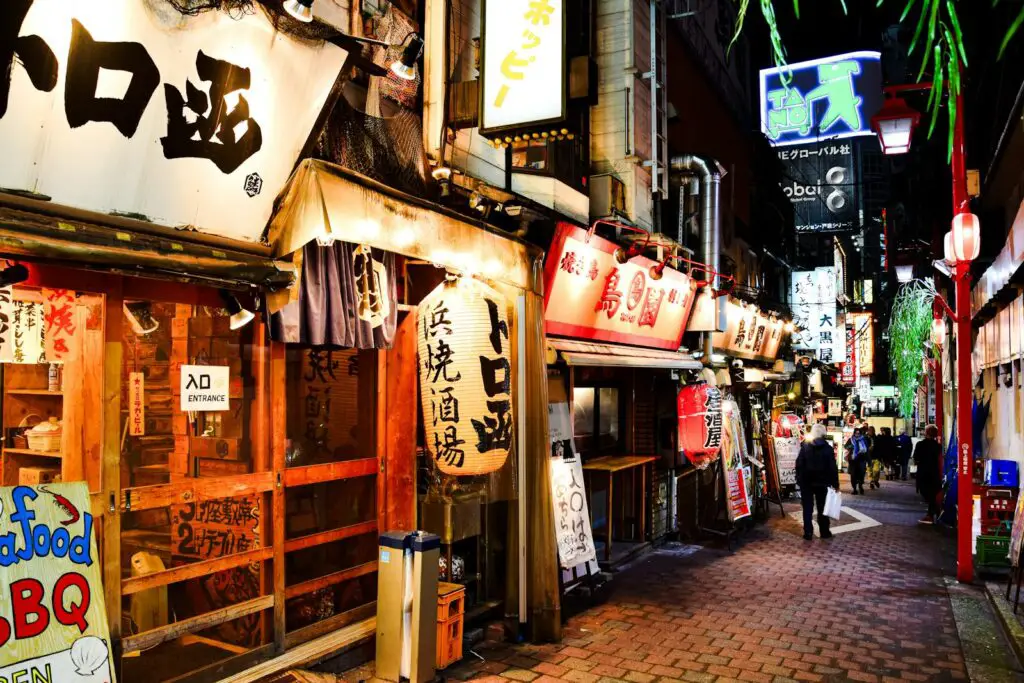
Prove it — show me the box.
[4,448,62,458]
[5,389,63,396]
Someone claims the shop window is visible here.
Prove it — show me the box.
[511,139,550,171]
[573,386,623,457]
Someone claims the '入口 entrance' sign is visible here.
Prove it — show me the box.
[181,365,230,412]
[543,223,698,351]
[0,0,347,244]
[0,483,116,683]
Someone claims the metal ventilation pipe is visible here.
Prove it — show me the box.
[670,155,726,357]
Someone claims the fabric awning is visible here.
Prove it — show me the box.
[267,160,542,295]
[547,338,703,370]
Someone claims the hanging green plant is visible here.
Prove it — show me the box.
[729,0,1012,162]
[889,280,937,418]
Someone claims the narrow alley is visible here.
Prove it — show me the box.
[438,478,979,683]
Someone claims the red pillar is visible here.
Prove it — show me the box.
[951,80,973,584]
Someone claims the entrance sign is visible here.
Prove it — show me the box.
[544,223,698,351]
[759,51,883,147]
[480,0,566,135]
[0,483,116,683]
[0,0,347,244]
[181,365,230,411]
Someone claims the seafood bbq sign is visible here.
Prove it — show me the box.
[0,483,116,683]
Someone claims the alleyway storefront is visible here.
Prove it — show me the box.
[434,478,971,683]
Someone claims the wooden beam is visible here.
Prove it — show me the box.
[121,547,274,596]
[283,458,377,488]
[283,602,376,650]
[101,278,123,664]
[122,595,275,654]
[284,561,378,600]
[250,321,272,648]
[270,342,287,653]
[160,644,276,683]
[283,520,377,555]
[217,618,376,683]
[121,471,274,511]
[384,311,418,530]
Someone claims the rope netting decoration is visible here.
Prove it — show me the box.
[889,279,937,419]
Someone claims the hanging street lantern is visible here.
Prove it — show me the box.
[950,213,981,262]
[677,383,723,470]
[418,277,513,476]
[931,317,945,347]
[870,95,921,155]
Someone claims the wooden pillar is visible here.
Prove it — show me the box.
[101,280,124,665]
[524,291,561,642]
[270,342,287,651]
[383,311,418,531]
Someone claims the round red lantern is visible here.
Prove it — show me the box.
[950,213,981,262]
[678,383,723,469]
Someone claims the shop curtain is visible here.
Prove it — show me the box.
[269,239,397,349]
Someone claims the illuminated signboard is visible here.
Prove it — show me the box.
[0,0,347,244]
[848,311,875,375]
[480,0,566,135]
[759,51,883,147]
[711,299,787,362]
[779,142,860,233]
[791,268,839,363]
[543,223,697,350]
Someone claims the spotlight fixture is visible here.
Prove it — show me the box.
[0,263,29,287]
[283,0,314,22]
[783,320,796,334]
[391,33,425,81]
[220,290,255,330]
[123,301,160,336]
[432,166,452,197]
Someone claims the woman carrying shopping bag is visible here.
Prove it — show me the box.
[796,424,841,540]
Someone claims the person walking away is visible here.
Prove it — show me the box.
[797,424,840,540]
[913,424,943,524]
[845,427,868,494]
[895,429,913,480]
[874,427,897,482]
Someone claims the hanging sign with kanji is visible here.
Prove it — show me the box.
[129,372,145,436]
[11,302,45,365]
[0,286,13,362]
[480,0,565,135]
[42,289,77,363]
[543,223,698,351]
[418,279,513,477]
[0,0,348,244]
[710,299,787,362]
[677,383,723,470]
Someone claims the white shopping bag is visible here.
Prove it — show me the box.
[824,489,842,521]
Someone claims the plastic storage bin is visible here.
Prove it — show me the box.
[984,459,1019,487]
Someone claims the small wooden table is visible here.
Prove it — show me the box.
[582,455,658,561]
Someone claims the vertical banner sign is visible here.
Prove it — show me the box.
[480,0,566,135]
[418,279,513,477]
[790,269,837,362]
[0,483,116,683]
[42,289,77,363]
[848,312,875,375]
[828,399,843,417]
[12,302,45,365]
[0,286,13,362]
[129,372,145,436]
[677,383,723,470]
[548,402,596,569]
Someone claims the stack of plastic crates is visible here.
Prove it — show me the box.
[976,520,1012,568]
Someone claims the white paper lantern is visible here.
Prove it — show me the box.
[418,278,513,476]
[950,213,981,262]
[943,231,956,265]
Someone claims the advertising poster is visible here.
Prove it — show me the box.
[773,437,801,487]
[0,483,116,683]
[778,143,860,234]
[1010,492,1024,567]
[548,399,596,570]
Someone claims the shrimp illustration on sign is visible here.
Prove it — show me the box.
[39,486,81,526]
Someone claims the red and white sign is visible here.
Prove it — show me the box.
[841,324,857,384]
[543,223,697,350]
[42,289,76,363]
[711,298,786,361]
[677,383,723,470]
[129,372,145,436]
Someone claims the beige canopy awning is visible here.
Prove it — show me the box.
[547,338,703,370]
[267,159,543,295]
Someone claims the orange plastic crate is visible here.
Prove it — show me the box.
[436,614,464,669]
[437,582,465,622]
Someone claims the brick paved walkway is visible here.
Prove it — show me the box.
[447,474,968,683]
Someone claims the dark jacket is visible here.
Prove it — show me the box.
[895,434,913,462]
[873,434,897,465]
[914,438,943,490]
[796,438,840,489]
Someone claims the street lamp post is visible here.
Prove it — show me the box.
[872,73,977,583]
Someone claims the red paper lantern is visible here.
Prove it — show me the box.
[678,383,723,469]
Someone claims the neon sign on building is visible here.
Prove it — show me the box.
[759,51,883,147]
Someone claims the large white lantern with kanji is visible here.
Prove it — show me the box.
[418,278,513,476]
[950,213,981,262]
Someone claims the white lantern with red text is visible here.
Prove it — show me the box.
[418,278,513,476]
[950,213,981,262]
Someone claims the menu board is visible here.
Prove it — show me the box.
[773,437,801,487]
[0,483,116,683]
[548,401,597,570]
